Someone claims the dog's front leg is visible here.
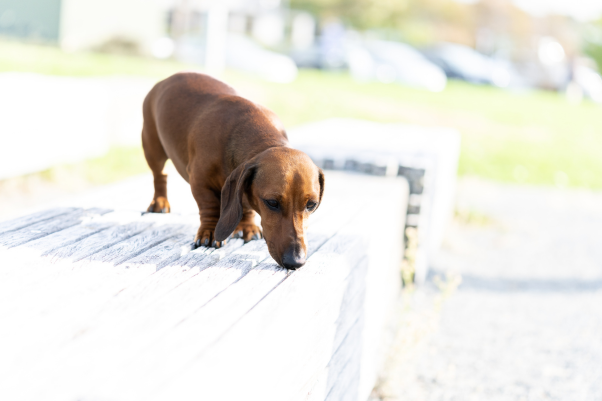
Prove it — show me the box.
[190,182,224,249]
[232,210,263,243]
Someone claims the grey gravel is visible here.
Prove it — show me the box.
[375,178,602,401]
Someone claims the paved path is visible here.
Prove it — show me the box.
[375,178,602,401]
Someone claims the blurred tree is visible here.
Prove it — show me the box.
[289,0,411,30]
[584,19,602,72]
[290,0,476,45]
[401,0,476,45]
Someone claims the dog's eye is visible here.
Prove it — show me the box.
[264,199,279,210]
[306,201,317,211]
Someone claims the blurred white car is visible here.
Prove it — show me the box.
[225,34,298,83]
[573,65,602,103]
[175,34,298,83]
[422,42,516,88]
[347,40,447,92]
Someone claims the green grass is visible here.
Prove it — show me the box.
[30,147,147,188]
[229,71,602,189]
[2,39,602,189]
[0,39,195,77]
[79,147,148,184]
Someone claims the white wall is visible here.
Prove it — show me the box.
[0,73,155,180]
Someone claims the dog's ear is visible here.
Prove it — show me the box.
[215,162,256,241]
[315,168,325,211]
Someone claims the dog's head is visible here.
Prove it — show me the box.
[214,147,324,269]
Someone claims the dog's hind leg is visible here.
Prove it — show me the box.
[142,119,171,213]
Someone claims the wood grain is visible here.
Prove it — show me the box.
[0,207,77,235]
[0,172,408,401]
[45,220,152,264]
[0,208,110,250]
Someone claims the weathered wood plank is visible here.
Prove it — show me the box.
[140,177,407,401]
[77,223,188,267]
[3,223,194,321]
[77,178,394,400]
[0,207,78,235]
[68,176,378,396]
[302,314,367,401]
[45,220,152,264]
[0,208,110,250]
[3,224,195,320]
[14,217,114,257]
[0,198,342,366]
[134,199,369,357]
[120,233,195,271]
[324,315,365,401]
[0,242,254,399]
[0,228,198,384]
[144,225,370,401]
[0,172,407,401]
[0,216,194,319]
[59,237,244,327]
[0,212,178,315]
[0,228,247,393]
[3,175,368,401]
[0,212,136,293]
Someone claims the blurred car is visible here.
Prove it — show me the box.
[573,64,602,103]
[289,23,348,70]
[422,42,516,88]
[225,34,298,83]
[289,45,322,69]
[176,34,298,83]
[347,40,447,92]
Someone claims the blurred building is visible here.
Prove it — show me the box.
[0,0,165,55]
[0,0,61,42]
[0,0,305,79]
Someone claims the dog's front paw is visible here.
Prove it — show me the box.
[147,196,171,213]
[193,228,226,249]
[232,223,263,243]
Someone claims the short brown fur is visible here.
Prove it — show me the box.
[142,72,324,269]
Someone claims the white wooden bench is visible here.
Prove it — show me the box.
[0,171,408,401]
[288,119,460,283]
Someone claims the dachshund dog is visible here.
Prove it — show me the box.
[142,72,324,269]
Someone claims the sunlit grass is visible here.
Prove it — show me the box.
[228,70,602,189]
[0,39,196,77]
[2,39,602,189]
[80,147,148,184]
[29,147,147,187]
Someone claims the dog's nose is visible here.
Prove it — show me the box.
[282,246,306,270]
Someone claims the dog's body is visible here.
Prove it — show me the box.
[142,72,323,269]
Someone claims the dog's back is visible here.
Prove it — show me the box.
[143,73,236,170]
[142,72,287,181]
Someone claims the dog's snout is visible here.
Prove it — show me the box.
[282,246,306,270]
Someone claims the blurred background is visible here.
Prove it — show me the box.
[1,0,602,399]
[1,0,602,217]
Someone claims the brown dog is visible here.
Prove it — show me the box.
[142,72,324,269]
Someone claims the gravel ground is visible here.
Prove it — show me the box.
[375,178,602,401]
